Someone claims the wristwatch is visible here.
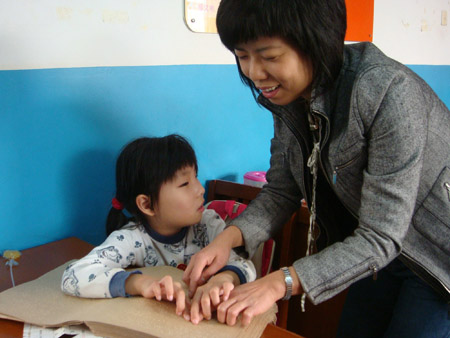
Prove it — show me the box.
[280,267,293,300]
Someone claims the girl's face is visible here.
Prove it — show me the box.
[149,165,205,236]
[234,36,313,105]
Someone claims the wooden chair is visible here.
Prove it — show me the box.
[206,180,347,338]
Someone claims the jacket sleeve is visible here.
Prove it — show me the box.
[61,225,148,298]
[295,67,429,304]
[204,209,257,284]
[233,117,305,259]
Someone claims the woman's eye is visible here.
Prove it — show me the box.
[235,54,248,60]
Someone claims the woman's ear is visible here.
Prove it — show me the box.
[136,194,155,216]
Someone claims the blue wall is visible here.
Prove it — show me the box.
[1,64,448,252]
[408,65,450,105]
[0,65,273,251]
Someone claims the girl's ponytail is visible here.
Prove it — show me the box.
[105,198,129,235]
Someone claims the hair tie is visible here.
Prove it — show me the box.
[112,197,124,210]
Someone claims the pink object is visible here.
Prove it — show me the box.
[244,171,267,188]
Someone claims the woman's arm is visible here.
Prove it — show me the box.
[183,225,244,295]
[232,130,305,260]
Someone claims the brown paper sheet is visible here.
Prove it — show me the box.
[0,261,277,338]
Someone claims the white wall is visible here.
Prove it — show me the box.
[0,0,448,70]
[0,0,234,70]
[373,0,449,65]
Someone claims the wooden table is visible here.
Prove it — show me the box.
[0,237,303,338]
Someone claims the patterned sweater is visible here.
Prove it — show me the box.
[61,209,256,298]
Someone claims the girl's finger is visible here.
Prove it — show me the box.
[161,276,174,301]
[152,282,162,301]
[209,287,221,307]
[190,290,203,325]
[201,292,212,320]
[174,287,186,316]
[221,282,234,302]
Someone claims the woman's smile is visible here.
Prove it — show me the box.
[259,85,281,99]
[235,37,313,105]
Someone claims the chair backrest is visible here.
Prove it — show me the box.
[207,179,261,205]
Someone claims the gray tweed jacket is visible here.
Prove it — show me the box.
[233,42,450,305]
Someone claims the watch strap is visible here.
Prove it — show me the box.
[281,267,293,300]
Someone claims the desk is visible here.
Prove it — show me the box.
[0,237,303,338]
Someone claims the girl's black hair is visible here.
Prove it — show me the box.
[106,134,198,235]
[216,0,347,99]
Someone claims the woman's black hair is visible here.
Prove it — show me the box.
[216,0,347,99]
[106,134,198,235]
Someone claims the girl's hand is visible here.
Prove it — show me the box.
[216,270,287,326]
[126,274,187,316]
[188,272,237,325]
[183,226,243,296]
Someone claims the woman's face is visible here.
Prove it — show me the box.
[234,37,313,105]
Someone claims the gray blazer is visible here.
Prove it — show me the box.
[233,42,450,305]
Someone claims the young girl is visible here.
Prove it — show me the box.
[184,0,450,336]
[61,134,256,323]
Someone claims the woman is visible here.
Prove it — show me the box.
[184,0,450,336]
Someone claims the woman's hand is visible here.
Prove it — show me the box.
[189,271,237,325]
[183,226,243,296]
[216,270,288,326]
[126,274,187,316]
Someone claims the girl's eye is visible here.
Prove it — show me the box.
[179,181,189,187]
[263,56,278,61]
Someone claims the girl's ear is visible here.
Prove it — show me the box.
[136,194,155,216]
